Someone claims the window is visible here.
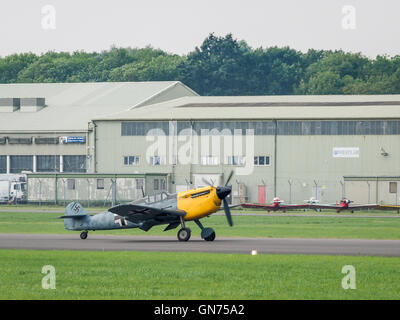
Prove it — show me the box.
[160,179,166,190]
[10,155,33,173]
[149,156,164,166]
[254,156,270,166]
[123,156,140,166]
[0,156,6,173]
[123,120,400,137]
[37,155,60,172]
[67,179,75,190]
[97,179,104,190]
[389,182,397,194]
[121,122,169,136]
[63,155,86,173]
[201,156,219,166]
[136,178,144,190]
[154,179,159,191]
[227,156,245,166]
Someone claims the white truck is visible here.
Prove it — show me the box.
[0,174,27,204]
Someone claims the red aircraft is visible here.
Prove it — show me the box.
[241,197,309,212]
[242,197,378,213]
[308,198,378,213]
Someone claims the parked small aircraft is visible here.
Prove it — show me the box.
[377,204,400,213]
[308,198,378,213]
[60,172,235,242]
[241,197,378,213]
[241,197,309,212]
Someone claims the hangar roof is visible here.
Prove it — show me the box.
[0,81,197,132]
[94,95,400,121]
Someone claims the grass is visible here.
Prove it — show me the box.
[0,249,399,299]
[0,211,400,239]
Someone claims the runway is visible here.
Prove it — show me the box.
[1,233,400,256]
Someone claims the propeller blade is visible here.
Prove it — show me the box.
[223,198,233,227]
[225,170,234,186]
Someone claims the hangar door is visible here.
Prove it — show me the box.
[258,185,266,204]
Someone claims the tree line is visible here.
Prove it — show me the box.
[1,33,400,96]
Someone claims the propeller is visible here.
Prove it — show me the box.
[216,170,234,227]
[200,171,234,226]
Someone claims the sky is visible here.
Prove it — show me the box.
[0,0,399,58]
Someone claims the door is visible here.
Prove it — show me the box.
[258,185,266,204]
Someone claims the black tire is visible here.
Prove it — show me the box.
[204,231,216,242]
[177,228,191,242]
[80,231,88,240]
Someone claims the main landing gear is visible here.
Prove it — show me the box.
[195,220,216,242]
[80,231,88,239]
[176,217,216,242]
[177,217,191,241]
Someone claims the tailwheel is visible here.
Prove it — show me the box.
[177,228,191,242]
[80,231,88,240]
[201,227,216,241]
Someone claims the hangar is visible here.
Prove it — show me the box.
[0,81,197,204]
[0,82,399,205]
[92,95,400,205]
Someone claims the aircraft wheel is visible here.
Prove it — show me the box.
[177,228,191,242]
[204,231,216,242]
[201,228,215,241]
[80,231,88,240]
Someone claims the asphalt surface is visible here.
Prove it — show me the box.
[1,233,400,256]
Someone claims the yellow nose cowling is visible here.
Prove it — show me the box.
[177,186,222,221]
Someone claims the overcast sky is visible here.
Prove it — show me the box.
[0,0,399,58]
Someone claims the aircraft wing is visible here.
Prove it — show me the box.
[108,204,186,224]
[349,204,378,210]
[308,204,340,210]
[241,203,310,210]
[241,203,276,210]
[278,204,310,210]
[309,204,378,210]
[377,205,400,212]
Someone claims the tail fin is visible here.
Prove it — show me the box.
[59,202,88,219]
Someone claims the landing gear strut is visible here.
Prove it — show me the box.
[195,220,216,241]
[80,231,88,240]
[177,216,191,241]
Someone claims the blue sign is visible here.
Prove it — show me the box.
[59,136,86,144]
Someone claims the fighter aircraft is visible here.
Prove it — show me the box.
[308,198,378,213]
[60,171,235,242]
[241,197,310,212]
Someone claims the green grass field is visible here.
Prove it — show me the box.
[1,207,399,300]
[0,210,400,239]
[0,249,399,299]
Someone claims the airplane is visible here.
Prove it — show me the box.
[241,197,310,212]
[377,204,400,214]
[308,198,378,213]
[241,197,378,213]
[59,171,235,242]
